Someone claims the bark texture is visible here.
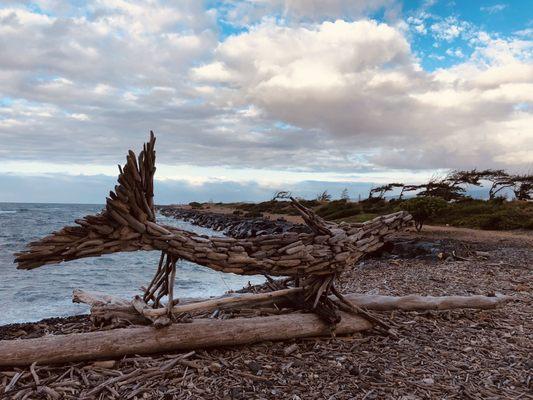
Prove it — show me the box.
[0,312,372,367]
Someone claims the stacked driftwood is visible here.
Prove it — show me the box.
[4,132,511,366]
[14,131,414,322]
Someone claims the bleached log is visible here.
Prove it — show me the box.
[72,289,148,326]
[72,289,131,307]
[0,312,372,367]
[343,293,510,311]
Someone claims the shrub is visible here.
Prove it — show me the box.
[244,211,263,218]
[402,197,447,231]
[315,199,361,220]
[189,201,203,209]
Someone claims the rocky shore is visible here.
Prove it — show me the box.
[158,205,311,238]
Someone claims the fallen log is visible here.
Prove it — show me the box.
[73,289,148,326]
[0,312,372,367]
[343,293,510,311]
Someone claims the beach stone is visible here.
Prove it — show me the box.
[246,360,262,374]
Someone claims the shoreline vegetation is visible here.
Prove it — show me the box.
[176,167,533,232]
[175,196,533,231]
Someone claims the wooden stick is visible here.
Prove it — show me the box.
[166,257,177,315]
[72,289,130,308]
[143,287,304,318]
[331,286,392,332]
[0,312,372,366]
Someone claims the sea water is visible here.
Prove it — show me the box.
[0,203,264,325]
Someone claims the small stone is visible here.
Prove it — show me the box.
[209,362,222,372]
[91,360,117,369]
[246,360,262,374]
[284,343,299,356]
[421,377,434,385]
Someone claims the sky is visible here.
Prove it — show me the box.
[0,0,531,203]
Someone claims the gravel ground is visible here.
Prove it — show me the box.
[1,229,531,399]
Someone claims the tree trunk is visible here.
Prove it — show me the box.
[0,312,371,367]
[343,293,508,311]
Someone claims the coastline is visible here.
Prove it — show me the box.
[158,205,309,237]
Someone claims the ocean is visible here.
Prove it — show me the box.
[0,203,264,325]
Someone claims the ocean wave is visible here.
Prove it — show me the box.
[0,210,16,214]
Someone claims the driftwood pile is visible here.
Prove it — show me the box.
[4,132,510,367]
[0,287,508,367]
[14,132,414,323]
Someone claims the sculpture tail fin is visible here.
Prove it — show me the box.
[106,131,156,227]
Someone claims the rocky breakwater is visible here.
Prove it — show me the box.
[158,206,311,238]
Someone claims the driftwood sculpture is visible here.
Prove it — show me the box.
[14,132,413,323]
[5,132,510,366]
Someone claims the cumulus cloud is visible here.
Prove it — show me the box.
[0,1,220,162]
[430,16,472,42]
[192,19,533,170]
[193,20,422,143]
[0,0,531,192]
[217,0,402,26]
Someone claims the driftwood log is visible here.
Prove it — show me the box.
[15,133,411,275]
[0,312,372,367]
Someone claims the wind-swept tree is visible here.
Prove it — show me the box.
[476,169,513,200]
[368,183,404,200]
[512,174,533,200]
[340,188,350,200]
[271,191,292,201]
[416,175,465,201]
[316,190,331,202]
[415,169,488,201]
[446,169,484,187]
[399,184,423,199]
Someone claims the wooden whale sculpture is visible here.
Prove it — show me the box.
[14,132,413,323]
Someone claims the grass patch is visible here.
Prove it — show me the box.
[430,199,533,230]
